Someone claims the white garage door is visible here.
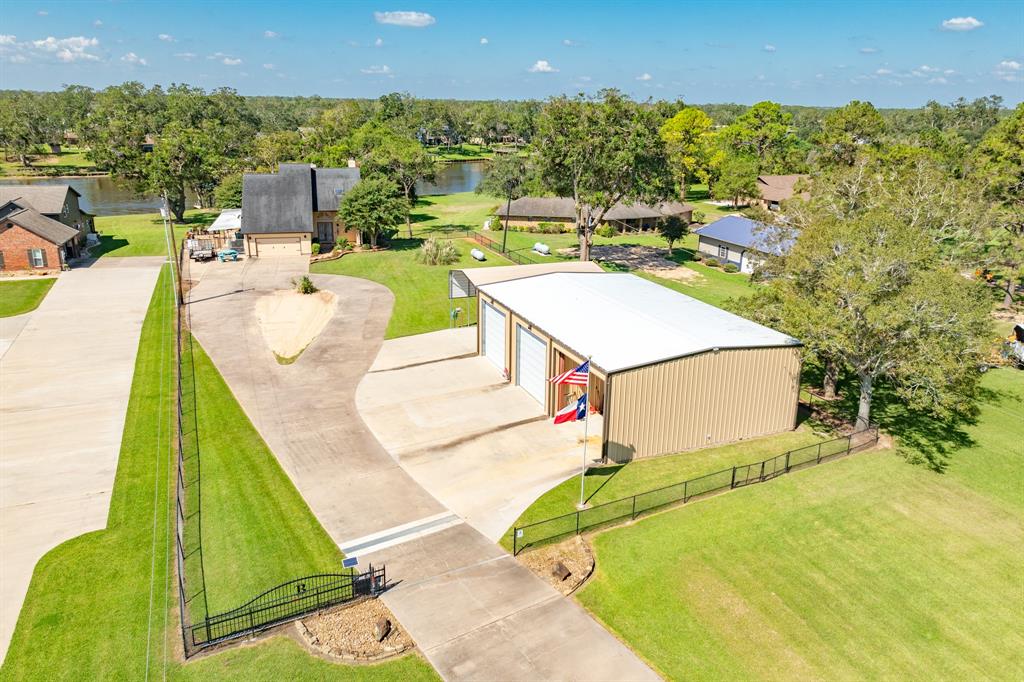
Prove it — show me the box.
[516,324,547,405]
[257,237,301,256]
[482,302,505,370]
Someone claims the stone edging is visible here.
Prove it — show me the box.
[564,537,597,597]
[294,617,414,663]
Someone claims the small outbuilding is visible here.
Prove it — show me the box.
[694,215,793,274]
[476,271,802,462]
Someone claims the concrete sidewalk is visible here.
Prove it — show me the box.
[0,257,164,661]
[187,259,658,681]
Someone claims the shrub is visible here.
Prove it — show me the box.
[704,257,720,268]
[295,275,318,294]
[723,263,739,273]
[692,209,706,224]
[335,236,351,252]
[311,243,321,256]
[416,237,459,265]
[595,225,616,238]
[692,250,705,261]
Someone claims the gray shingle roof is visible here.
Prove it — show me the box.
[241,164,361,234]
[0,200,79,245]
[0,185,79,216]
[496,196,694,221]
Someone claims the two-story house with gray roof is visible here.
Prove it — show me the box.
[240,163,360,257]
[0,185,94,259]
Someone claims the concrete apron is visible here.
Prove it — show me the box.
[187,259,658,681]
[0,257,165,662]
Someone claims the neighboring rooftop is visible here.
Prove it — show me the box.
[694,215,792,254]
[756,174,809,203]
[208,208,242,232]
[496,196,694,221]
[0,200,80,245]
[241,163,361,234]
[479,272,799,373]
[0,185,82,216]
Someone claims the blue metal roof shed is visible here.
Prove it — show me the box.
[694,215,792,255]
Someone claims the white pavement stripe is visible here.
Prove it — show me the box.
[338,512,463,557]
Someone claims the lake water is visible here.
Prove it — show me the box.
[0,161,485,216]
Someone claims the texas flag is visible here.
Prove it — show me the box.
[554,393,588,424]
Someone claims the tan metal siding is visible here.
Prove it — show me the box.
[605,346,801,462]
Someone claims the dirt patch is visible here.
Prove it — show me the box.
[518,536,596,596]
[559,244,705,284]
[255,288,337,361]
[298,598,414,661]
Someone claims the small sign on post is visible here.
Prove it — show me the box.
[342,557,358,568]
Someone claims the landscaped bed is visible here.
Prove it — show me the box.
[572,369,1024,680]
[0,278,56,317]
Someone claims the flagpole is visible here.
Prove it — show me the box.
[578,356,592,509]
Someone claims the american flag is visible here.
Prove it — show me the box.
[550,360,589,386]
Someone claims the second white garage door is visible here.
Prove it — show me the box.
[516,324,546,405]
[482,302,505,370]
[256,237,301,256]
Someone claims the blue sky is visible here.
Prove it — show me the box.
[2,1,1022,107]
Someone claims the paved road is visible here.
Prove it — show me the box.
[0,257,164,662]
[188,258,658,681]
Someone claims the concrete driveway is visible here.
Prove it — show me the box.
[187,260,656,681]
[0,257,164,661]
[358,328,599,542]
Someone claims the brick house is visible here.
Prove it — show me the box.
[0,200,80,273]
[0,185,95,258]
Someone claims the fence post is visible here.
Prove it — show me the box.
[575,511,580,535]
[785,451,791,473]
[631,495,637,520]
[759,460,766,482]
[512,528,518,556]
[730,466,737,489]
[816,442,822,464]
[683,479,688,503]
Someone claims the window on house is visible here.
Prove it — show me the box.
[0,251,5,270]
[718,244,729,260]
[30,248,44,268]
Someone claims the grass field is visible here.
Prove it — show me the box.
[92,210,215,257]
[409,191,500,234]
[0,147,98,176]
[425,143,495,161]
[500,427,828,552]
[313,237,513,338]
[1,266,438,680]
[573,369,1024,681]
[0,278,56,317]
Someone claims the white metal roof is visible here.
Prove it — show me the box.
[208,209,241,232]
[462,261,603,287]
[478,272,800,373]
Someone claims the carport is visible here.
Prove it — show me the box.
[477,272,803,462]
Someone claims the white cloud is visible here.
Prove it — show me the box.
[374,37,383,47]
[37,10,48,16]
[562,39,578,47]
[995,60,1022,82]
[121,51,147,66]
[158,33,175,42]
[24,35,101,62]
[762,44,776,52]
[859,47,878,54]
[93,19,102,27]
[264,30,278,38]
[174,52,197,60]
[875,68,892,75]
[528,59,557,73]
[9,53,27,63]
[263,63,274,70]
[941,16,983,31]
[360,64,393,75]
[928,77,948,84]
[0,35,16,45]
[636,72,652,81]
[479,37,488,45]
[373,11,435,27]
[578,75,592,82]
[222,56,242,66]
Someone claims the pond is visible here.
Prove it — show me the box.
[0,161,486,215]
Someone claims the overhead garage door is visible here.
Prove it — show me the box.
[516,324,546,405]
[482,302,505,370]
[256,237,301,257]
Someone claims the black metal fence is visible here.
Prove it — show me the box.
[189,566,386,648]
[512,428,879,555]
[471,231,543,265]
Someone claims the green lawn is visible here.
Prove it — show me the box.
[1,266,439,680]
[0,147,99,176]
[313,237,513,338]
[0,278,56,317]
[409,191,500,235]
[92,210,215,257]
[425,143,495,161]
[574,369,1024,681]
[500,426,828,552]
